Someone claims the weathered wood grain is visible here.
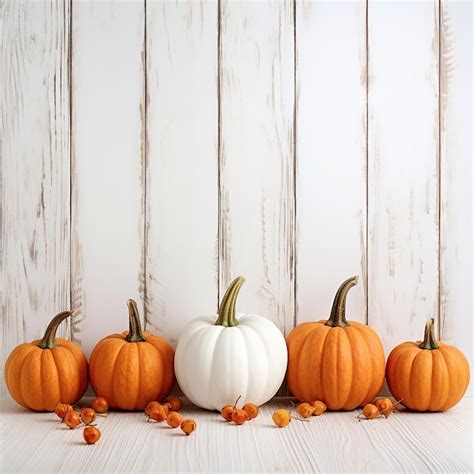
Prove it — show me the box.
[71,0,145,355]
[367,1,440,354]
[439,0,472,394]
[0,0,70,395]
[219,0,295,335]
[145,0,218,345]
[0,397,472,472]
[295,0,367,325]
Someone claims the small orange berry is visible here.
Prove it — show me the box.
[148,404,167,422]
[362,404,380,420]
[221,405,235,422]
[80,408,96,425]
[83,426,101,444]
[242,403,259,420]
[166,411,183,428]
[374,398,392,411]
[54,403,73,421]
[231,409,249,425]
[181,419,197,436]
[163,396,183,412]
[92,397,109,414]
[296,402,315,418]
[64,410,81,429]
[272,409,291,428]
[311,401,327,416]
[374,398,394,418]
[145,401,160,416]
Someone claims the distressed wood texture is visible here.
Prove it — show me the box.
[439,0,472,394]
[296,0,367,325]
[145,1,218,345]
[71,0,145,356]
[1,397,472,472]
[0,1,70,396]
[219,0,295,335]
[368,1,440,354]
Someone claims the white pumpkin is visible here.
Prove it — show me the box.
[175,277,288,411]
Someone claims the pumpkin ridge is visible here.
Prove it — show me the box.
[5,345,36,408]
[18,349,40,409]
[135,342,154,406]
[343,327,368,409]
[240,322,269,403]
[54,345,83,403]
[238,327,251,404]
[319,327,335,407]
[204,327,225,409]
[61,340,88,396]
[357,326,384,406]
[386,347,405,401]
[296,324,326,402]
[142,339,166,402]
[89,338,118,381]
[197,326,227,409]
[413,350,433,411]
[48,349,63,406]
[20,349,42,410]
[131,343,141,409]
[406,350,420,410]
[40,350,54,410]
[101,340,126,407]
[438,345,469,411]
[437,348,454,412]
[428,350,436,410]
[335,329,351,409]
[111,343,133,409]
[286,323,317,399]
[430,349,448,410]
[146,336,175,401]
[176,325,212,406]
[50,347,75,404]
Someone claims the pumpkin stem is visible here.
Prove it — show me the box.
[126,299,147,343]
[419,318,439,350]
[215,276,245,327]
[38,311,73,349]
[325,276,359,328]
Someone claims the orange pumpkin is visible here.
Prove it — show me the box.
[286,276,385,410]
[4,311,88,411]
[89,299,175,410]
[386,318,470,412]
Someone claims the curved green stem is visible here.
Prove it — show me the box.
[325,276,359,328]
[38,311,72,349]
[126,299,147,342]
[418,318,439,350]
[215,276,245,327]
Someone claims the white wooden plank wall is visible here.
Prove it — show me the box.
[219,0,295,334]
[1,0,472,395]
[1,0,71,396]
[71,0,145,355]
[368,1,440,357]
[296,0,367,325]
[145,0,218,344]
[439,0,472,389]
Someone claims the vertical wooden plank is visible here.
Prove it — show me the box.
[145,1,218,343]
[219,1,294,334]
[296,1,367,324]
[71,0,144,355]
[368,1,439,354]
[440,0,472,394]
[1,1,70,395]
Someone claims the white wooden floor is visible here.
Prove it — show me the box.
[0,397,472,473]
